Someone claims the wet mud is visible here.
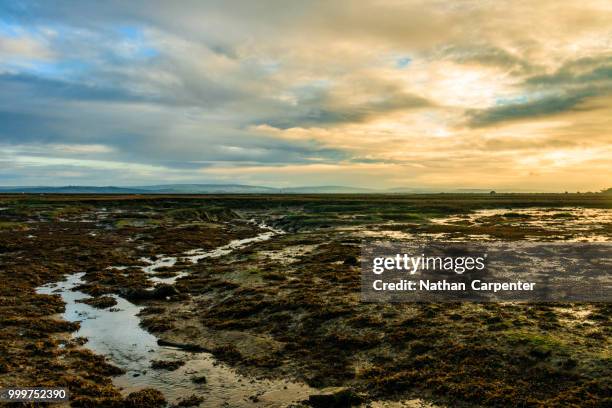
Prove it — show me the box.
[0,194,610,407]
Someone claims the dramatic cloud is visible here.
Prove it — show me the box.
[469,55,612,126]
[0,0,611,190]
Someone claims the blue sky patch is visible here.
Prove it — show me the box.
[396,56,412,68]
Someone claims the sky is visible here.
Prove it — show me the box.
[0,0,611,191]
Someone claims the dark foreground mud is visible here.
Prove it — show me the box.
[0,194,610,407]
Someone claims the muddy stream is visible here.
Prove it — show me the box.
[37,227,315,407]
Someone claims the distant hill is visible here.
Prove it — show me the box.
[135,184,279,194]
[0,183,557,194]
[602,188,612,195]
[0,183,377,194]
[387,187,493,194]
[0,186,149,194]
[280,185,375,194]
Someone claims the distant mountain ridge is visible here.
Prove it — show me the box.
[0,185,151,194]
[279,185,375,193]
[135,184,278,194]
[0,184,606,194]
[0,184,373,194]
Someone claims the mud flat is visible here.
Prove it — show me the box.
[1,194,610,407]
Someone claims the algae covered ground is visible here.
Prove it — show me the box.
[0,193,610,407]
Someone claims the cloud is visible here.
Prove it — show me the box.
[467,54,612,126]
[468,90,598,127]
[0,35,52,61]
[0,73,146,102]
[0,0,610,190]
[436,45,540,76]
[260,78,432,128]
[525,55,612,87]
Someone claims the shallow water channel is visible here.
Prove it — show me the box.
[37,228,314,407]
[430,207,612,242]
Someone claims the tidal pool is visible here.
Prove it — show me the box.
[37,229,314,407]
[430,207,612,241]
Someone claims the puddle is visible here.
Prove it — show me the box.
[357,229,415,240]
[36,228,315,407]
[140,229,280,284]
[258,244,319,264]
[369,399,442,408]
[337,223,415,241]
[431,207,612,241]
[335,208,610,242]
